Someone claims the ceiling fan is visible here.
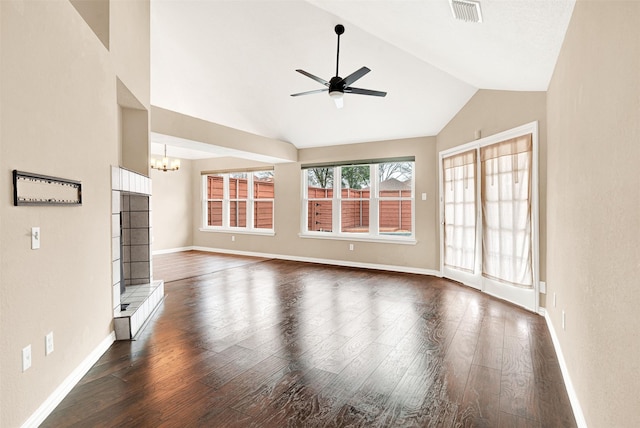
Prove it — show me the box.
[291,24,387,109]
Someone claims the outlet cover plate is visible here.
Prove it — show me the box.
[45,332,54,355]
[22,345,32,372]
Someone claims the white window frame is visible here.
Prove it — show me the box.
[201,170,275,235]
[300,161,416,244]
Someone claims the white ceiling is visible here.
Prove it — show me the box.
[150,0,574,156]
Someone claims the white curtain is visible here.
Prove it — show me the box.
[480,134,533,288]
[443,150,477,273]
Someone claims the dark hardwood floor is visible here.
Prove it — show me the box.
[42,251,576,427]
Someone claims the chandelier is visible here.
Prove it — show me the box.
[150,144,180,172]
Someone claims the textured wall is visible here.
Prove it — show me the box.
[546,1,640,426]
[150,159,193,251]
[0,1,149,426]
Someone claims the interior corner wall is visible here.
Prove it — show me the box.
[150,159,193,251]
[110,0,150,109]
[436,89,548,306]
[189,137,439,272]
[121,107,150,176]
[69,0,110,50]
[546,1,640,427]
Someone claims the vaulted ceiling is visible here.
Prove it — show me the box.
[150,0,575,158]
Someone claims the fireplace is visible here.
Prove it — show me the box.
[111,166,164,340]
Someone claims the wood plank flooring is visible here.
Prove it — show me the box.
[42,251,576,427]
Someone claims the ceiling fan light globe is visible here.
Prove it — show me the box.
[329,90,344,109]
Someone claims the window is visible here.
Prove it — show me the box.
[203,170,274,232]
[302,160,414,241]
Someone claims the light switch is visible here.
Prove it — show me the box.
[31,227,40,250]
[421,193,427,201]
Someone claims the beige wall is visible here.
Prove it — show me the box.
[69,0,109,49]
[546,1,640,427]
[189,137,440,272]
[0,1,149,426]
[151,106,297,163]
[121,107,150,175]
[150,159,193,251]
[110,0,150,110]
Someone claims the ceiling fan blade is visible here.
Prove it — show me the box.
[345,87,387,97]
[290,88,329,97]
[341,66,371,87]
[296,69,329,87]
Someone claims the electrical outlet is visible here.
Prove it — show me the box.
[22,345,32,372]
[349,243,354,251]
[540,281,546,294]
[45,332,54,355]
[231,235,235,242]
[562,310,566,330]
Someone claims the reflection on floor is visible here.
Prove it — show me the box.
[43,251,576,427]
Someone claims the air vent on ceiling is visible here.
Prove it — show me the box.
[449,0,483,23]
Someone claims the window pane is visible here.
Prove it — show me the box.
[253,171,274,199]
[481,143,533,287]
[229,173,248,199]
[341,200,369,233]
[378,162,412,196]
[207,201,222,226]
[341,165,370,190]
[307,200,332,232]
[254,201,273,229]
[207,175,224,199]
[378,162,413,236]
[379,200,412,235]
[307,168,333,191]
[443,157,476,273]
[229,201,247,227]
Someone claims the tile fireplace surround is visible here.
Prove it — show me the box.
[111,166,164,340]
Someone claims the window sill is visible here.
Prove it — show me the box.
[199,228,275,237]
[298,233,416,245]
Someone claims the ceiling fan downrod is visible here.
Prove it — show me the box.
[335,24,344,77]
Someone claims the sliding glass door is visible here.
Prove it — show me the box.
[440,123,539,311]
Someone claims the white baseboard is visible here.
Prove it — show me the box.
[152,246,194,255]
[188,246,442,277]
[21,332,116,428]
[544,311,587,428]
